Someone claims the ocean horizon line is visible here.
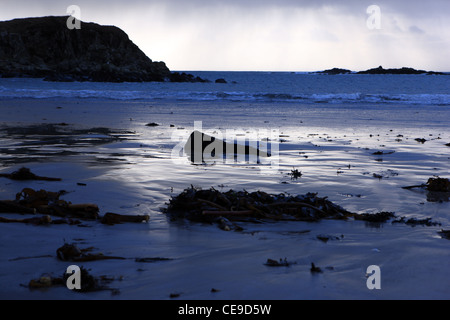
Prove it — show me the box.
[173,69,450,74]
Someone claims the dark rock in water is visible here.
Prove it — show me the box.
[316,234,343,243]
[0,167,61,181]
[314,66,447,75]
[414,138,427,143]
[169,72,209,83]
[215,78,227,83]
[356,66,445,75]
[438,229,450,240]
[354,211,395,223]
[264,258,293,267]
[0,16,207,83]
[184,130,270,164]
[426,177,450,192]
[402,177,450,202]
[310,263,322,273]
[315,68,352,75]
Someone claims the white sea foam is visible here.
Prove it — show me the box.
[1,73,449,105]
[3,89,449,105]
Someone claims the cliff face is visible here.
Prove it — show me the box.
[0,16,181,82]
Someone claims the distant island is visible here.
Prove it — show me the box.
[0,16,208,83]
[315,66,448,75]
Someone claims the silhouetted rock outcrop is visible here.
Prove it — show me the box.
[169,72,210,83]
[215,78,227,83]
[356,66,445,75]
[314,66,446,75]
[315,68,352,75]
[0,16,206,82]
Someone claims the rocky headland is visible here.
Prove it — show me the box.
[0,16,207,83]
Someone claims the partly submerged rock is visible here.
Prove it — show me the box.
[315,68,352,75]
[438,229,450,240]
[264,258,294,267]
[314,66,447,75]
[56,243,126,262]
[0,167,61,181]
[184,130,271,164]
[356,66,445,75]
[402,177,450,202]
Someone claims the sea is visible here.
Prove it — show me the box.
[1,71,449,105]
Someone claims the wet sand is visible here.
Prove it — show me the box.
[0,98,449,299]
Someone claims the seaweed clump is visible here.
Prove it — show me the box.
[0,188,149,225]
[164,186,354,227]
[403,177,450,192]
[354,211,396,223]
[402,176,450,202]
[426,177,450,192]
[28,266,119,294]
[164,186,445,231]
[0,167,61,181]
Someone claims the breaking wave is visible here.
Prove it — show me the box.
[1,88,450,105]
[1,74,449,106]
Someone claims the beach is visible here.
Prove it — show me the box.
[0,90,449,299]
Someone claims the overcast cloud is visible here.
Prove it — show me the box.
[1,0,449,71]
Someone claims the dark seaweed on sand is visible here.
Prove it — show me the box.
[164,186,353,223]
[0,167,61,181]
[402,177,450,192]
[164,186,443,230]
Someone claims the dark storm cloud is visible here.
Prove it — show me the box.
[4,0,449,15]
[1,0,449,71]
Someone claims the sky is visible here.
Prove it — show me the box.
[1,0,449,71]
